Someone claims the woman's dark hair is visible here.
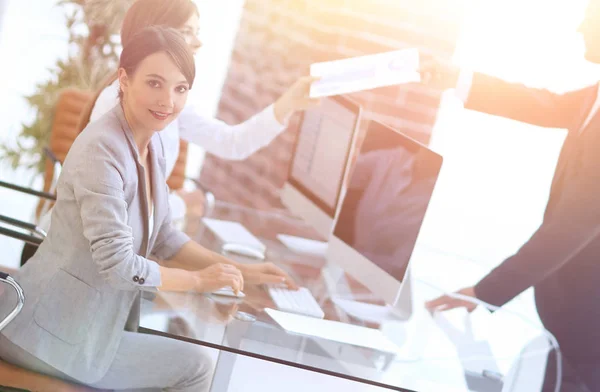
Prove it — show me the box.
[118,26,195,100]
[76,0,198,132]
[121,0,199,47]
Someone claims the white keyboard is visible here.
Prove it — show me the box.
[268,287,325,319]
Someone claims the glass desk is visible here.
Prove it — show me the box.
[140,201,559,392]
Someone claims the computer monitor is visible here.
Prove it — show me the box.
[328,120,443,316]
[281,95,361,238]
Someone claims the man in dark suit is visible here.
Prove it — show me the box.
[424,1,600,391]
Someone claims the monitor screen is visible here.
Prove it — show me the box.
[333,120,442,283]
[288,96,360,217]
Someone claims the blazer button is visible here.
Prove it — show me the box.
[139,278,145,285]
[133,275,139,283]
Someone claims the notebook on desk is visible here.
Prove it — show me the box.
[276,234,328,256]
[202,218,266,252]
[265,308,401,353]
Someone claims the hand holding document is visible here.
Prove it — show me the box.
[309,48,421,98]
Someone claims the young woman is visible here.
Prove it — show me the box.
[27,0,318,265]
[0,26,295,391]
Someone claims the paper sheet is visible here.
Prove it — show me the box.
[310,48,421,98]
[265,308,401,353]
[202,218,265,251]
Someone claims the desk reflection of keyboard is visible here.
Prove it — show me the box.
[268,287,325,319]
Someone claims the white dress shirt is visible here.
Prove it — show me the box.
[581,85,600,131]
[453,69,474,104]
[90,80,287,177]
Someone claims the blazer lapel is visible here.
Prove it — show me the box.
[113,105,151,256]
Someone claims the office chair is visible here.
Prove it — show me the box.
[501,335,568,392]
[0,227,104,391]
[0,180,51,266]
[0,269,28,392]
[0,271,24,331]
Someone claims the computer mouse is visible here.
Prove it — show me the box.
[211,286,246,298]
[221,242,266,260]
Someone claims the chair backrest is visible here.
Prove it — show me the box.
[36,88,189,220]
[0,272,24,331]
[168,140,187,190]
[50,89,92,164]
[36,89,92,219]
[501,335,554,392]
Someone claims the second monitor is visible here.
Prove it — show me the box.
[281,95,361,239]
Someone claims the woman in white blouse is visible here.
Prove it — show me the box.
[88,0,317,179]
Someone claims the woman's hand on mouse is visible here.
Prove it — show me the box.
[238,262,299,290]
[193,263,244,294]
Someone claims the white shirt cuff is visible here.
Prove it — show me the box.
[454,69,474,104]
[265,103,291,128]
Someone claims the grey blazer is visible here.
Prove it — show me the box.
[0,105,190,384]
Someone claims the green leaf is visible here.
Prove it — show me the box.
[0,0,126,176]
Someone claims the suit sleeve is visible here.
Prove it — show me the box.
[474,174,600,307]
[466,72,588,129]
[72,142,162,291]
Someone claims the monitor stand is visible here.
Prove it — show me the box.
[319,262,414,361]
[321,262,413,323]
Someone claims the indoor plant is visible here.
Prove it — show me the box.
[0,0,133,175]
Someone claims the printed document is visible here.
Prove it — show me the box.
[310,48,420,97]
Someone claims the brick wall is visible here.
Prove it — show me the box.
[200,0,464,211]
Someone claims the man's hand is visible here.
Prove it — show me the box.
[425,286,478,313]
[239,262,299,290]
